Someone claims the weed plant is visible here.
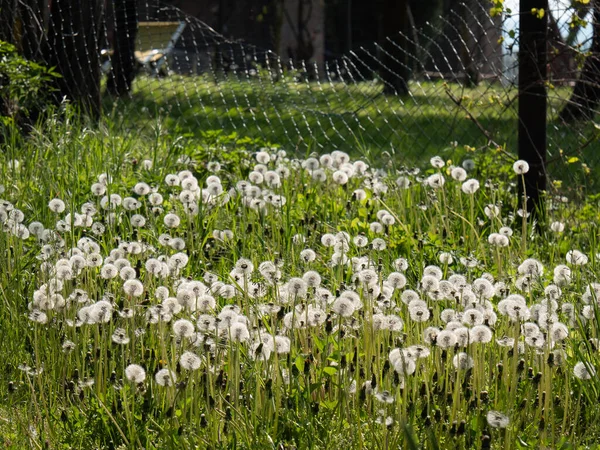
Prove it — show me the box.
[1,111,600,449]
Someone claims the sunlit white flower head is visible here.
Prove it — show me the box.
[123,279,144,297]
[49,199,66,213]
[435,329,457,349]
[518,258,544,278]
[321,233,336,247]
[484,204,500,219]
[180,351,202,370]
[574,361,596,380]
[133,182,151,196]
[320,154,333,168]
[303,270,321,287]
[371,238,386,251]
[396,176,411,189]
[553,264,572,286]
[461,179,480,194]
[469,325,492,343]
[125,364,146,384]
[256,151,271,164]
[332,297,356,317]
[394,258,409,272]
[173,319,195,338]
[550,221,565,233]
[29,310,48,324]
[430,156,445,169]
[450,166,466,181]
[452,352,474,370]
[332,170,349,185]
[408,303,430,322]
[566,250,588,266]
[426,173,445,189]
[155,368,177,386]
[437,252,453,265]
[389,349,416,375]
[229,322,250,342]
[513,160,529,175]
[486,411,510,428]
[386,272,407,290]
[488,233,509,247]
[112,328,130,345]
[163,213,181,228]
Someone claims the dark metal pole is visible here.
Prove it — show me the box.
[518,0,548,217]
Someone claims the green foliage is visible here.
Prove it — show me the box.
[0,40,58,124]
[2,88,600,450]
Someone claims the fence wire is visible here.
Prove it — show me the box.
[1,0,600,189]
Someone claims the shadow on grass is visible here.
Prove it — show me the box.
[102,75,599,189]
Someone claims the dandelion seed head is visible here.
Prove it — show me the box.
[513,160,529,175]
[574,361,595,380]
[173,319,195,338]
[430,156,445,168]
[123,279,144,297]
[179,351,202,370]
[451,167,467,181]
[566,250,588,266]
[154,368,176,386]
[452,352,474,370]
[486,411,510,428]
[48,199,66,213]
[112,328,130,345]
[461,179,480,194]
[332,297,356,317]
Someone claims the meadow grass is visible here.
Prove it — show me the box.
[1,103,600,449]
[105,74,600,191]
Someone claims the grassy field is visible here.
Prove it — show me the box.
[103,74,600,192]
[2,99,600,448]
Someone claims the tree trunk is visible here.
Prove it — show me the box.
[518,0,548,217]
[0,0,17,121]
[106,0,138,97]
[380,0,411,96]
[0,0,17,43]
[45,0,104,119]
[278,0,324,78]
[559,1,600,123]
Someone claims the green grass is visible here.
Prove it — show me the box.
[109,75,595,160]
[2,105,600,448]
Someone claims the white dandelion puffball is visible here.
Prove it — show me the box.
[461,179,480,194]
[513,160,529,175]
[48,198,66,213]
[486,411,510,428]
[451,167,467,181]
[179,351,202,370]
[430,156,445,168]
[574,361,596,380]
[123,279,144,297]
[155,368,177,386]
[125,364,146,383]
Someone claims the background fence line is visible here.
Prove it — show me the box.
[1,0,599,191]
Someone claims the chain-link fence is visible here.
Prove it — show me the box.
[1,0,599,188]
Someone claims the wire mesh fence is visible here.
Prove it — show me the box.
[1,0,599,189]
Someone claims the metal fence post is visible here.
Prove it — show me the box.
[518,0,548,219]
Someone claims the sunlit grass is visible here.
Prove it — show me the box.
[2,107,600,448]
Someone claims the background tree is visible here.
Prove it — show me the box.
[560,0,600,122]
[106,0,139,97]
[44,0,105,118]
[379,0,444,95]
[519,0,548,217]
